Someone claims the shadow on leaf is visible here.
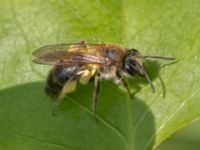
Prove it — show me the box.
[128,60,176,98]
[0,81,155,150]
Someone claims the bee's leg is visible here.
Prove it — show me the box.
[52,79,77,115]
[79,66,97,85]
[79,70,92,85]
[92,74,101,121]
[116,72,133,99]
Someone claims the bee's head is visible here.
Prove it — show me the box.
[124,49,145,76]
[124,49,175,93]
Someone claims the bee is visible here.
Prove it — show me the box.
[32,41,174,118]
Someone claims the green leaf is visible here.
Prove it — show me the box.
[0,0,199,150]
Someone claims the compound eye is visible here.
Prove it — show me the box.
[131,60,137,67]
[124,57,137,75]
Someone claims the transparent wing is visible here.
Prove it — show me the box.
[32,42,110,65]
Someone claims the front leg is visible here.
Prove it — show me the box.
[92,74,101,120]
[116,72,133,99]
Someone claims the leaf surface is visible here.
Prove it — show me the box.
[0,0,200,150]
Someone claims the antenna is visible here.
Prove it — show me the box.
[143,56,175,60]
[143,69,155,93]
[142,55,175,92]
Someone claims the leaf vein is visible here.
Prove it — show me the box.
[143,92,196,150]
[66,96,128,148]
[14,133,84,150]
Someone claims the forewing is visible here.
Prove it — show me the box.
[32,43,110,65]
[33,43,74,58]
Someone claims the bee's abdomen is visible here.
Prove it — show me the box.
[45,66,80,98]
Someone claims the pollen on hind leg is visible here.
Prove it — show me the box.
[79,66,98,85]
[57,80,77,100]
[79,70,92,85]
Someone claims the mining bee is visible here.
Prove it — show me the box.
[32,41,174,118]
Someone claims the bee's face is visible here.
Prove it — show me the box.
[124,49,145,76]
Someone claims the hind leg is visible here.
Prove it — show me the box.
[52,79,77,115]
[52,66,84,115]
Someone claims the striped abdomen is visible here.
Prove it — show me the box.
[45,66,80,98]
